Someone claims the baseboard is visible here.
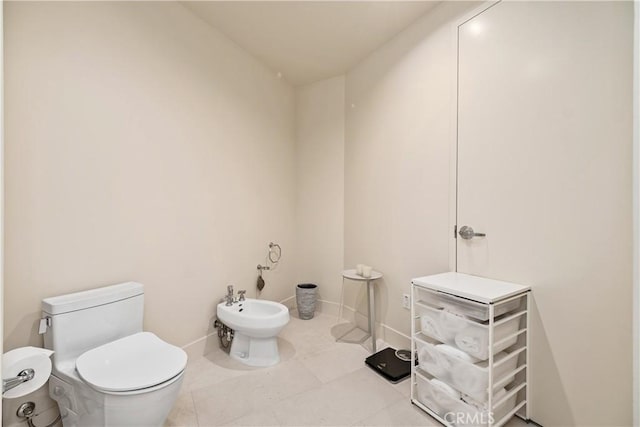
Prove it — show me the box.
[182,295,412,359]
[379,321,412,351]
[182,294,301,358]
[279,294,297,309]
[290,297,411,350]
[336,301,410,350]
[182,332,217,360]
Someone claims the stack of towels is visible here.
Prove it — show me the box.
[421,309,488,360]
[419,340,513,397]
[424,375,509,415]
[355,264,373,278]
[417,305,517,420]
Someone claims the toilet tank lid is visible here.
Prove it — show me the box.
[42,282,144,315]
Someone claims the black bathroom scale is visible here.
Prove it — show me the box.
[365,347,412,383]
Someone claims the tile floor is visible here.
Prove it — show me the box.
[165,312,528,427]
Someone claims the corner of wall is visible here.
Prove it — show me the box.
[633,1,639,424]
[1,0,4,422]
[343,2,478,341]
[293,76,346,305]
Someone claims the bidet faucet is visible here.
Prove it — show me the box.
[238,290,246,301]
[225,285,234,306]
[2,369,35,393]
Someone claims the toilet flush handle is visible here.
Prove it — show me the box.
[38,317,52,335]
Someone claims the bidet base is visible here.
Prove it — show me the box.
[229,332,280,367]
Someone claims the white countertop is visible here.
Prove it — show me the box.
[411,272,529,303]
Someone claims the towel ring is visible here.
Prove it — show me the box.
[269,242,282,263]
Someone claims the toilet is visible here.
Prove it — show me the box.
[217,298,289,367]
[42,282,187,427]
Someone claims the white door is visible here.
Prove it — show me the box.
[457,2,633,425]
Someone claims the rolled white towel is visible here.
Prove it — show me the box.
[417,379,443,415]
[440,310,468,340]
[421,314,443,341]
[494,387,508,401]
[454,327,488,360]
[429,378,461,406]
[461,393,484,410]
[461,387,509,410]
[457,351,513,402]
[450,361,485,395]
[417,380,431,404]
[418,343,448,378]
[436,343,481,364]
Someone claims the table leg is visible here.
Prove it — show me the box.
[367,280,376,353]
[337,277,345,323]
[336,277,372,346]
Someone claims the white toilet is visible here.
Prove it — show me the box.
[217,298,289,367]
[42,282,187,427]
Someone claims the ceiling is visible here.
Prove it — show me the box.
[182,1,440,86]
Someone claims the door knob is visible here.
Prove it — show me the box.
[458,225,486,240]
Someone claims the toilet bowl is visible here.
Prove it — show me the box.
[42,282,187,427]
[217,298,290,367]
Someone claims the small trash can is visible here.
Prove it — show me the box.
[296,283,317,320]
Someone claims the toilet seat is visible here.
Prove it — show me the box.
[76,332,187,393]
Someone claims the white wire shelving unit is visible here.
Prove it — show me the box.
[410,272,531,427]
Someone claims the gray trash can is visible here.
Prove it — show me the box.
[296,283,317,320]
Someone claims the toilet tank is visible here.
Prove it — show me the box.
[42,282,144,372]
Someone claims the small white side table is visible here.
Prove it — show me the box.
[337,269,383,353]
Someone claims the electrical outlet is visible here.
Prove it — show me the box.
[402,294,410,310]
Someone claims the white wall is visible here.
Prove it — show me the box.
[455,3,633,424]
[4,0,297,350]
[3,3,296,422]
[294,77,345,310]
[3,0,637,424]
[344,2,476,343]
[344,1,635,424]
[1,0,4,423]
[633,1,640,425]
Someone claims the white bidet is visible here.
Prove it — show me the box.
[216,298,290,367]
